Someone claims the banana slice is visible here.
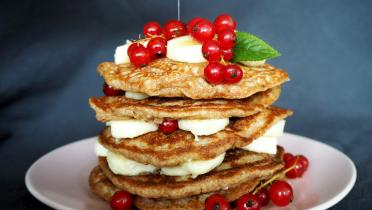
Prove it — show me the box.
[107,120,158,138]
[240,60,266,66]
[114,39,149,64]
[125,91,149,100]
[241,136,277,154]
[166,35,207,63]
[178,118,229,136]
[161,153,225,178]
[107,151,157,176]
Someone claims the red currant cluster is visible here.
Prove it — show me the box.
[108,153,309,210]
[190,14,243,84]
[126,20,181,67]
[126,14,242,84]
[203,153,310,210]
[128,18,189,67]
[127,38,166,68]
[283,153,309,178]
[204,180,293,210]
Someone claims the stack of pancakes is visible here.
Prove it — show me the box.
[88,58,293,209]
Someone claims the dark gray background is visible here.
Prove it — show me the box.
[1,0,371,209]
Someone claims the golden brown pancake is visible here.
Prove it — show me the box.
[97,58,289,99]
[98,147,284,199]
[89,165,263,210]
[99,106,292,167]
[89,86,281,122]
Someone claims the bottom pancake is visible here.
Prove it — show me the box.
[96,147,284,199]
[89,166,266,210]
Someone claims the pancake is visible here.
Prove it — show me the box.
[99,106,293,167]
[97,147,284,199]
[89,86,281,123]
[134,176,260,210]
[89,165,263,210]
[232,106,293,147]
[97,58,289,99]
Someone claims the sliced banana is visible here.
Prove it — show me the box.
[107,151,157,176]
[161,153,225,178]
[94,139,108,157]
[125,91,149,100]
[166,35,207,63]
[240,60,266,66]
[107,120,158,138]
[241,136,277,154]
[178,118,229,136]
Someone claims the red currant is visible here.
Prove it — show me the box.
[187,17,204,33]
[204,62,225,84]
[224,65,243,84]
[298,155,309,171]
[205,194,231,210]
[127,43,144,57]
[143,21,162,38]
[236,193,260,210]
[147,37,167,59]
[283,153,294,163]
[214,13,237,33]
[129,45,151,67]
[221,48,234,61]
[256,188,270,206]
[163,20,186,40]
[218,29,236,49]
[285,156,306,178]
[110,191,133,210]
[202,40,221,62]
[103,83,124,96]
[269,180,293,207]
[191,19,215,43]
[159,118,178,134]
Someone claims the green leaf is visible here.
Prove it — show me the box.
[232,31,280,62]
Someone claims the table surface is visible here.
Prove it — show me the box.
[1,0,371,209]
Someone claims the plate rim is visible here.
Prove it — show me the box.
[25,138,94,210]
[25,133,357,210]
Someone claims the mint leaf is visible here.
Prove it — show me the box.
[232,31,280,62]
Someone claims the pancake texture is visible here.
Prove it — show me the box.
[89,86,281,122]
[89,166,263,210]
[99,106,292,167]
[97,58,289,99]
[97,147,284,199]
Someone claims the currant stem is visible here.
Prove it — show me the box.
[220,57,227,65]
[252,156,299,194]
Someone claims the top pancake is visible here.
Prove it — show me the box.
[97,58,289,99]
[89,86,280,122]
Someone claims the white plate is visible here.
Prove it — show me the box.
[26,133,356,210]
